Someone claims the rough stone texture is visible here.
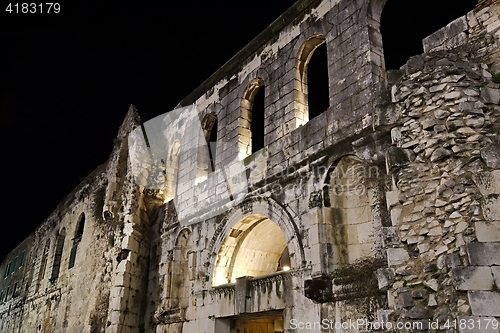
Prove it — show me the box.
[468,242,500,265]
[452,266,495,290]
[481,138,500,168]
[476,221,500,241]
[1,0,500,332]
[468,291,500,316]
[387,248,410,266]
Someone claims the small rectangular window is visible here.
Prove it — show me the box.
[11,257,17,273]
[18,251,25,268]
[4,263,11,278]
[68,245,77,269]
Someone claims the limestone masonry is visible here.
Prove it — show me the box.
[2,0,500,332]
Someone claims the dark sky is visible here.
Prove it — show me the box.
[0,0,477,260]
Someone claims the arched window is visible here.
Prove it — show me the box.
[240,78,265,158]
[165,140,181,201]
[36,240,50,292]
[75,213,85,240]
[295,34,329,126]
[50,228,65,282]
[208,118,218,171]
[69,213,85,269]
[196,113,218,183]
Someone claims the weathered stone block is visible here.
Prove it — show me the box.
[430,148,452,162]
[373,102,401,131]
[386,147,411,174]
[423,27,447,52]
[387,248,410,266]
[390,207,402,226]
[481,86,500,104]
[481,138,500,169]
[386,190,400,208]
[483,197,500,221]
[406,306,431,319]
[398,291,415,309]
[411,289,429,299]
[476,222,500,242]
[473,170,500,196]
[376,268,395,290]
[382,227,400,246]
[468,291,500,316]
[492,266,500,288]
[235,276,250,314]
[467,242,500,266]
[452,266,494,290]
[406,55,424,74]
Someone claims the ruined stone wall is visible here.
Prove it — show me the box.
[376,2,500,329]
[0,107,147,333]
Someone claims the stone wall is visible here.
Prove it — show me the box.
[377,2,500,329]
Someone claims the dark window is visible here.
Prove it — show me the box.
[50,230,65,281]
[4,262,11,278]
[18,251,25,268]
[251,86,265,153]
[307,42,329,120]
[75,213,85,240]
[68,245,77,269]
[36,241,50,292]
[11,257,17,273]
[197,113,218,181]
[208,118,218,172]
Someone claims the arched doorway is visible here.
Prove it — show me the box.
[213,214,289,286]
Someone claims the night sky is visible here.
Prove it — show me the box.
[0,0,476,260]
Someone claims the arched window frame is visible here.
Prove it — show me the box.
[294,34,329,126]
[50,228,66,282]
[69,213,85,269]
[240,78,265,159]
[196,113,218,184]
[165,139,181,201]
[35,240,51,292]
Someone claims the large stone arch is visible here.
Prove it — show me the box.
[322,155,382,265]
[206,197,305,286]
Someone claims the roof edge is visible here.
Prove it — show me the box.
[177,0,323,108]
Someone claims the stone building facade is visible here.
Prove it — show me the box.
[1,0,500,332]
